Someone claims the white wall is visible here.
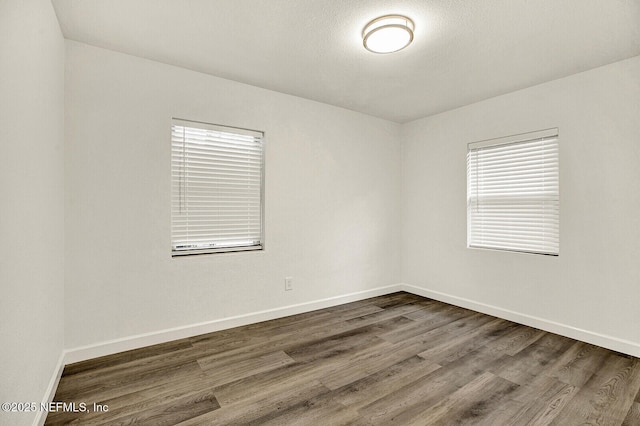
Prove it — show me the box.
[402,55,640,354]
[64,41,402,351]
[0,1,65,425]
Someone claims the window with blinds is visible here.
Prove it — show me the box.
[467,128,559,256]
[171,119,264,256]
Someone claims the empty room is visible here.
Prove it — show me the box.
[2,0,640,425]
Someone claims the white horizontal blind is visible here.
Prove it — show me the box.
[171,119,264,255]
[467,128,559,255]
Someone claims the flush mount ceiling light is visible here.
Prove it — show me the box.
[362,15,415,54]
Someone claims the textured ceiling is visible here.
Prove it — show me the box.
[52,0,640,123]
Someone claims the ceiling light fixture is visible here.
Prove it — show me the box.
[362,15,414,54]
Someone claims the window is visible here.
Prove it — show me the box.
[171,119,264,255]
[467,128,559,256]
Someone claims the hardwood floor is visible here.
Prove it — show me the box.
[46,292,640,425]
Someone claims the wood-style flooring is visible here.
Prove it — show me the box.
[46,292,640,425]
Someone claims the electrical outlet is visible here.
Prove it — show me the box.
[284,277,293,291]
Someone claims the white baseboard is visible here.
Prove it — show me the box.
[401,283,640,358]
[33,351,65,426]
[62,281,639,366]
[64,284,404,364]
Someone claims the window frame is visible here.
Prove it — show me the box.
[466,128,559,256]
[170,118,265,256]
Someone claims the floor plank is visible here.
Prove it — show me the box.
[197,350,295,386]
[623,402,640,426]
[550,353,640,426]
[328,355,441,409]
[497,376,579,426]
[543,340,610,387]
[404,371,519,425]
